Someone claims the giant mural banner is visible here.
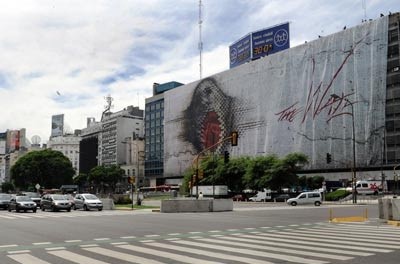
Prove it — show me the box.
[164,17,388,177]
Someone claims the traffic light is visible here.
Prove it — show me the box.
[224,151,230,164]
[231,131,238,146]
[128,176,135,184]
[326,153,332,164]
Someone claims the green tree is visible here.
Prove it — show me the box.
[243,155,279,190]
[1,182,15,193]
[88,165,125,193]
[11,149,74,190]
[264,153,308,191]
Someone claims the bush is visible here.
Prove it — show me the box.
[325,189,351,201]
[115,195,132,204]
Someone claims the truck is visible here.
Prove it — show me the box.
[249,189,272,202]
[191,185,228,197]
[354,180,387,195]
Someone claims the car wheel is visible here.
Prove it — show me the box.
[51,206,57,212]
[16,207,20,213]
[290,201,297,206]
[67,208,71,212]
[84,205,89,211]
[261,199,265,202]
[33,209,37,213]
[98,208,102,211]
[72,205,76,210]
[41,206,45,211]
[314,201,321,206]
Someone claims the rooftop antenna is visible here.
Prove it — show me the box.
[362,0,367,21]
[198,0,203,79]
[101,94,114,121]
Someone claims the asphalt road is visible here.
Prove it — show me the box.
[0,202,398,264]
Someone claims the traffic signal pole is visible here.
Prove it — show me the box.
[191,132,238,199]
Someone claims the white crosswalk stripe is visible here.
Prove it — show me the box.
[8,253,51,264]
[117,244,224,264]
[3,222,400,264]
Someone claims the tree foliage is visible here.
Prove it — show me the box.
[185,152,310,193]
[88,165,125,193]
[11,149,75,190]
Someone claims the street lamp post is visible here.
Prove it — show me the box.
[331,94,357,203]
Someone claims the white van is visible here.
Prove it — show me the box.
[286,191,322,206]
[249,189,272,202]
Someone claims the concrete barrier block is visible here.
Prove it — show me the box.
[392,199,400,220]
[213,199,233,211]
[100,198,115,210]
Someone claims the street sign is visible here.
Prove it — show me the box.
[35,184,40,190]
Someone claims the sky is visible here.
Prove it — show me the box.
[0,0,398,144]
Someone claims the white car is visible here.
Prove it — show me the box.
[73,193,103,211]
[286,192,322,206]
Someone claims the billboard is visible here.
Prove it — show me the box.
[165,17,388,177]
[51,114,64,137]
[229,22,290,68]
[229,34,251,68]
[251,22,289,60]
[7,130,20,152]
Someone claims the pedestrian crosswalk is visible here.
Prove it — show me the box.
[0,210,148,220]
[2,222,400,264]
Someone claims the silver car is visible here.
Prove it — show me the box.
[41,194,72,212]
[74,193,103,211]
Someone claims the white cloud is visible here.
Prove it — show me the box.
[0,0,398,143]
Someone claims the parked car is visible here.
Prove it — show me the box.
[232,194,247,201]
[274,194,290,202]
[74,193,103,211]
[8,196,37,213]
[21,192,41,207]
[0,193,11,209]
[287,191,322,206]
[41,194,72,212]
[64,194,75,208]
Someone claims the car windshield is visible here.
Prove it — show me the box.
[52,195,67,200]
[0,194,11,199]
[83,194,98,200]
[16,196,32,202]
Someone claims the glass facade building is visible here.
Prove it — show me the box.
[145,82,183,183]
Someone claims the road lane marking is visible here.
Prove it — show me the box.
[174,240,327,264]
[8,250,31,254]
[292,228,400,241]
[148,242,275,264]
[8,253,51,264]
[189,231,202,234]
[145,234,160,237]
[48,249,110,264]
[46,247,66,251]
[165,238,181,241]
[140,240,155,243]
[118,244,224,264]
[197,237,351,261]
[276,230,400,248]
[65,240,82,243]
[120,236,136,239]
[79,244,99,248]
[231,233,372,256]
[33,242,51,245]
[85,246,165,264]
[110,242,128,245]
[0,244,18,248]
[257,233,394,252]
[167,233,181,236]
[94,238,110,241]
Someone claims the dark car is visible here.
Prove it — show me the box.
[232,194,247,201]
[41,194,72,212]
[274,194,291,202]
[0,193,11,209]
[21,192,41,207]
[8,196,37,213]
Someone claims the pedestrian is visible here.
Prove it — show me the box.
[199,192,203,199]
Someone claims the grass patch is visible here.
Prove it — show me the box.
[115,204,159,210]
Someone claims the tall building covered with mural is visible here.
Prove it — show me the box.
[161,13,400,185]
